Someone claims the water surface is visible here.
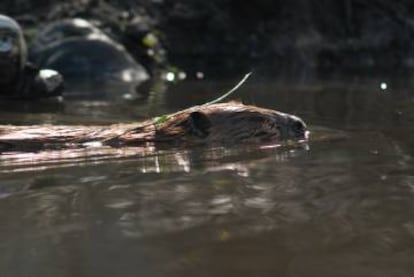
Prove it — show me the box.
[0,77,413,277]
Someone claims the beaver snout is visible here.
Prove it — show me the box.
[286,115,308,140]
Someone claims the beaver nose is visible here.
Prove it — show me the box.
[288,116,308,139]
[293,118,306,133]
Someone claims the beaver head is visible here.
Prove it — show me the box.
[151,102,308,144]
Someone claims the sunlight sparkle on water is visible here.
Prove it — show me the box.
[123,93,133,100]
[196,71,204,79]
[166,72,175,82]
[178,71,187,80]
[83,141,103,148]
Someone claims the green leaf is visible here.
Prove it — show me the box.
[153,115,168,125]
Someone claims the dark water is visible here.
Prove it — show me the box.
[0,77,414,277]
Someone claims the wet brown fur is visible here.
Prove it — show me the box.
[0,102,307,151]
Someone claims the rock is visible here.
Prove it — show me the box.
[29,18,149,97]
[5,0,414,79]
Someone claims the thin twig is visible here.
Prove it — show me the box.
[154,71,253,123]
[100,72,253,143]
[201,72,252,106]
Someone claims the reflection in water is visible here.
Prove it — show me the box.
[0,132,413,276]
[0,78,414,276]
[0,141,308,175]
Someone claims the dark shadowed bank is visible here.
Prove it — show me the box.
[2,0,414,79]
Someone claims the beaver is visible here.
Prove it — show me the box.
[0,102,308,152]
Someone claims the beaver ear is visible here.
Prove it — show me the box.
[189,111,211,137]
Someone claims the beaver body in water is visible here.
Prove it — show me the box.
[0,102,308,152]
